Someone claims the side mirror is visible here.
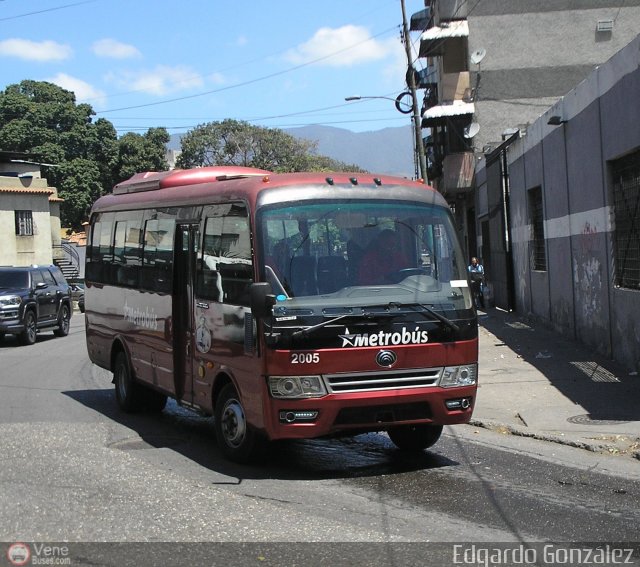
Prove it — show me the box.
[35,282,47,290]
[249,282,276,319]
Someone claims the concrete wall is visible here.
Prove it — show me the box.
[0,193,54,266]
[468,1,640,155]
[0,167,57,267]
[506,34,640,372]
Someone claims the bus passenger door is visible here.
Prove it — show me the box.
[173,224,199,403]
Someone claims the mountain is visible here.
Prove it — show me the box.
[284,125,415,178]
[168,124,415,177]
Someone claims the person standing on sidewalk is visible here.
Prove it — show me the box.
[468,256,485,309]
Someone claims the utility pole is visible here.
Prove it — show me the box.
[400,0,428,181]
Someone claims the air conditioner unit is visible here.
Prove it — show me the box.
[596,19,614,32]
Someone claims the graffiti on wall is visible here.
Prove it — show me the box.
[573,222,602,321]
[511,205,530,307]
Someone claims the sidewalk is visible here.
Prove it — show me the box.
[471,307,640,459]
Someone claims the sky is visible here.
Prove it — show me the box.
[0,0,427,136]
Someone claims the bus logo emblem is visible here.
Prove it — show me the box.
[376,350,397,368]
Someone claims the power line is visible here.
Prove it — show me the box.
[0,0,97,22]
[96,25,400,114]
[112,116,410,133]
[614,0,627,22]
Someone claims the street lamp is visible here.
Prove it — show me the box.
[344,93,427,180]
[344,94,413,114]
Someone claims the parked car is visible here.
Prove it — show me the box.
[70,282,84,302]
[0,265,72,345]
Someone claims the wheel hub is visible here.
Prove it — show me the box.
[221,400,246,448]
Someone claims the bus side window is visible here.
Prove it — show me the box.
[85,220,102,282]
[196,256,221,302]
[113,221,128,285]
[197,203,252,306]
[142,216,175,294]
[87,213,115,284]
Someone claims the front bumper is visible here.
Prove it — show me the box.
[262,385,477,441]
[0,310,25,334]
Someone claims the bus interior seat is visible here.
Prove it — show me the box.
[317,256,348,294]
[288,255,317,296]
[346,240,364,284]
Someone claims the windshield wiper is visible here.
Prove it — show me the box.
[388,301,460,333]
[291,311,397,339]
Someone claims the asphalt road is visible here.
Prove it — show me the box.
[1,316,639,566]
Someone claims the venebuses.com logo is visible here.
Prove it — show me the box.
[6,542,71,565]
[7,543,30,566]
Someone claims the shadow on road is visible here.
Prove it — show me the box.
[64,388,458,481]
[479,309,640,423]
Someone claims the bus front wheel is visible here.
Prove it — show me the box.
[114,352,143,412]
[388,424,443,451]
[214,383,266,463]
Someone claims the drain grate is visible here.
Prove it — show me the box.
[569,361,620,382]
[505,321,533,330]
[567,414,631,426]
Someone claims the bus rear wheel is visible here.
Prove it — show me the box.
[388,424,443,451]
[214,383,266,464]
[114,351,143,412]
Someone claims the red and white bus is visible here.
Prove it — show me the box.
[85,167,478,462]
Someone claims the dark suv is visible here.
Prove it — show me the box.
[0,265,72,345]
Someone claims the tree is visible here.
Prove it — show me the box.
[305,154,367,173]
[0,81,118,228]
[0,80,169,229]
[114,128,170,183]
[176,119,366,173]
[56,159,103,228]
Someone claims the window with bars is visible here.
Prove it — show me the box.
[528,186,546,271]
[612,149,640,289]
[15,210,34,236]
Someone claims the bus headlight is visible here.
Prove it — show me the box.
[269,375,327,398]
[440,364,477,388]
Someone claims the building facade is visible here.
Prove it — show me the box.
[410,0,640,291]
[503,35,640,373]
[408,0,640,370]
[0,151,63,267]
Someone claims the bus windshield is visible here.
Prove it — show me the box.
[258,200,472,311]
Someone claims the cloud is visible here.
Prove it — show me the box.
[47,73,106,106]
[284,25,397,67]
[107,65,206,96]
[92,38,142,59]
[381,40,408,84]
[207,72,225,85]
[0,38,72,62]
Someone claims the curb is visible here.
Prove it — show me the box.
[468,419,640,460]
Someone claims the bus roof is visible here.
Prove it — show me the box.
[93,167,445,213]
[112,166,271,194]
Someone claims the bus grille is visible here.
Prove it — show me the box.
[334,402,432,425]
[325,368,441,393]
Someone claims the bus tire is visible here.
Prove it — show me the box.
[214,383,267,464]
[144,390,168,413]
[114,351,144,412]
[388,424,443,451]
[53,303,70,337]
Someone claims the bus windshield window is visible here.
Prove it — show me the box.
[259,200,471,308]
